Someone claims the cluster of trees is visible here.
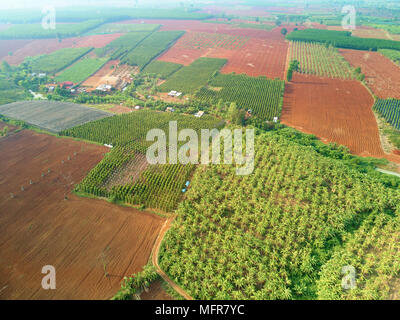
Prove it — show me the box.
[62,110,222,211]
[286,29,400,51]
[286,60,299,82]
[158,129,400,299]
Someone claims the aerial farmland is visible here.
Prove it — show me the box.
[0,0,400,308]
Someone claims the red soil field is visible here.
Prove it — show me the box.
[2,33,124,65]
[339,49,400,99]
[0,130,165,300]
[201,5,272,17]
[0,39,32,60]
[109,105,134,114]
[121,19,296,40]
[158,31,244,66]
[219,38,288,79]
[281,73,384,157]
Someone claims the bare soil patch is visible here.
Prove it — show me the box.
[339,49,400,99]
[0,130,165,300]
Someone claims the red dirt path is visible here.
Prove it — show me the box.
[2,33,124,65]
[339,49,400,99]
[0,130,165,300]
[281,73,384,157]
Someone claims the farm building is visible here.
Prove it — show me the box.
[96,84,113,92]
[194,111,205,118]
[168,90,182,97]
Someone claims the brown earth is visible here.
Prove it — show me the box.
[0,130,165,300]
[109,105,134,114]
[0,39,32,60]
[219,38,288,79]
[281,73,384,157]
[2,34,124,65]
[339,49,400,99]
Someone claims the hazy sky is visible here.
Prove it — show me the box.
[0,0,208,10]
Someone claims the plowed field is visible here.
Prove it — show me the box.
[281,73,383,157]
[219,38,288,79]
[2,34,124,65]
[0,130,164,300]
[340,49,400,99]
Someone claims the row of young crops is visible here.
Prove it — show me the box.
[178,32,249,50]
[121,31,184,69]
[289,41,355,79]
[158,130,400,299]
[55,57,109,84]
[159,57,227,93]
[23,47,93,74]
[195,73,285,121]
[373,98,400,130]
[61,110,223,212]
[286,29,400,51]
[142,60,183,79]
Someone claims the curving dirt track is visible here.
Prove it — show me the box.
[0,130,165,300]
[151,217,194,300]
[339,49,400,99]
[281,73,385,157]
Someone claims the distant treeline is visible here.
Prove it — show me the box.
[0,7,213,24]
[286,29,400,51]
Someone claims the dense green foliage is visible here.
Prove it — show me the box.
[317,212,400,299]
[142,60,183,79]
[373,98,400,130]
[196,73,285,121]
[113,264,160,300]
[23,47,92,74]
[121,31,185,69]
[0,20,104,39]
[61,110,223,211]
[159,58,227,94]
[289,41,355,79]
[55,57,108,84]
[286,29,400,51]
[158,130,400,299]
[0,74,29,105]
[87,23,160,35]
[0,8,212,23]
[95,32,151,59]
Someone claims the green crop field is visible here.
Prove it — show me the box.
[196,73,285,120]
[23,47,92,74]
[121,31,185,69]
[0,20,104,39]
[373,98,400,130]
[61,110,223,212]
[0,75,29,105]
[87,23,160,35]
[158,130,400,300]
[286,29,400,51]
[142,60,183,79]
[289,41,355,79]
[55,57,108,84]
[159,57,227,94]
[95,32,152,60]
[0,100,113,132]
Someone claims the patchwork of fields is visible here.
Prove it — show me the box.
[2,6,400,302]
[0,130,164,299]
